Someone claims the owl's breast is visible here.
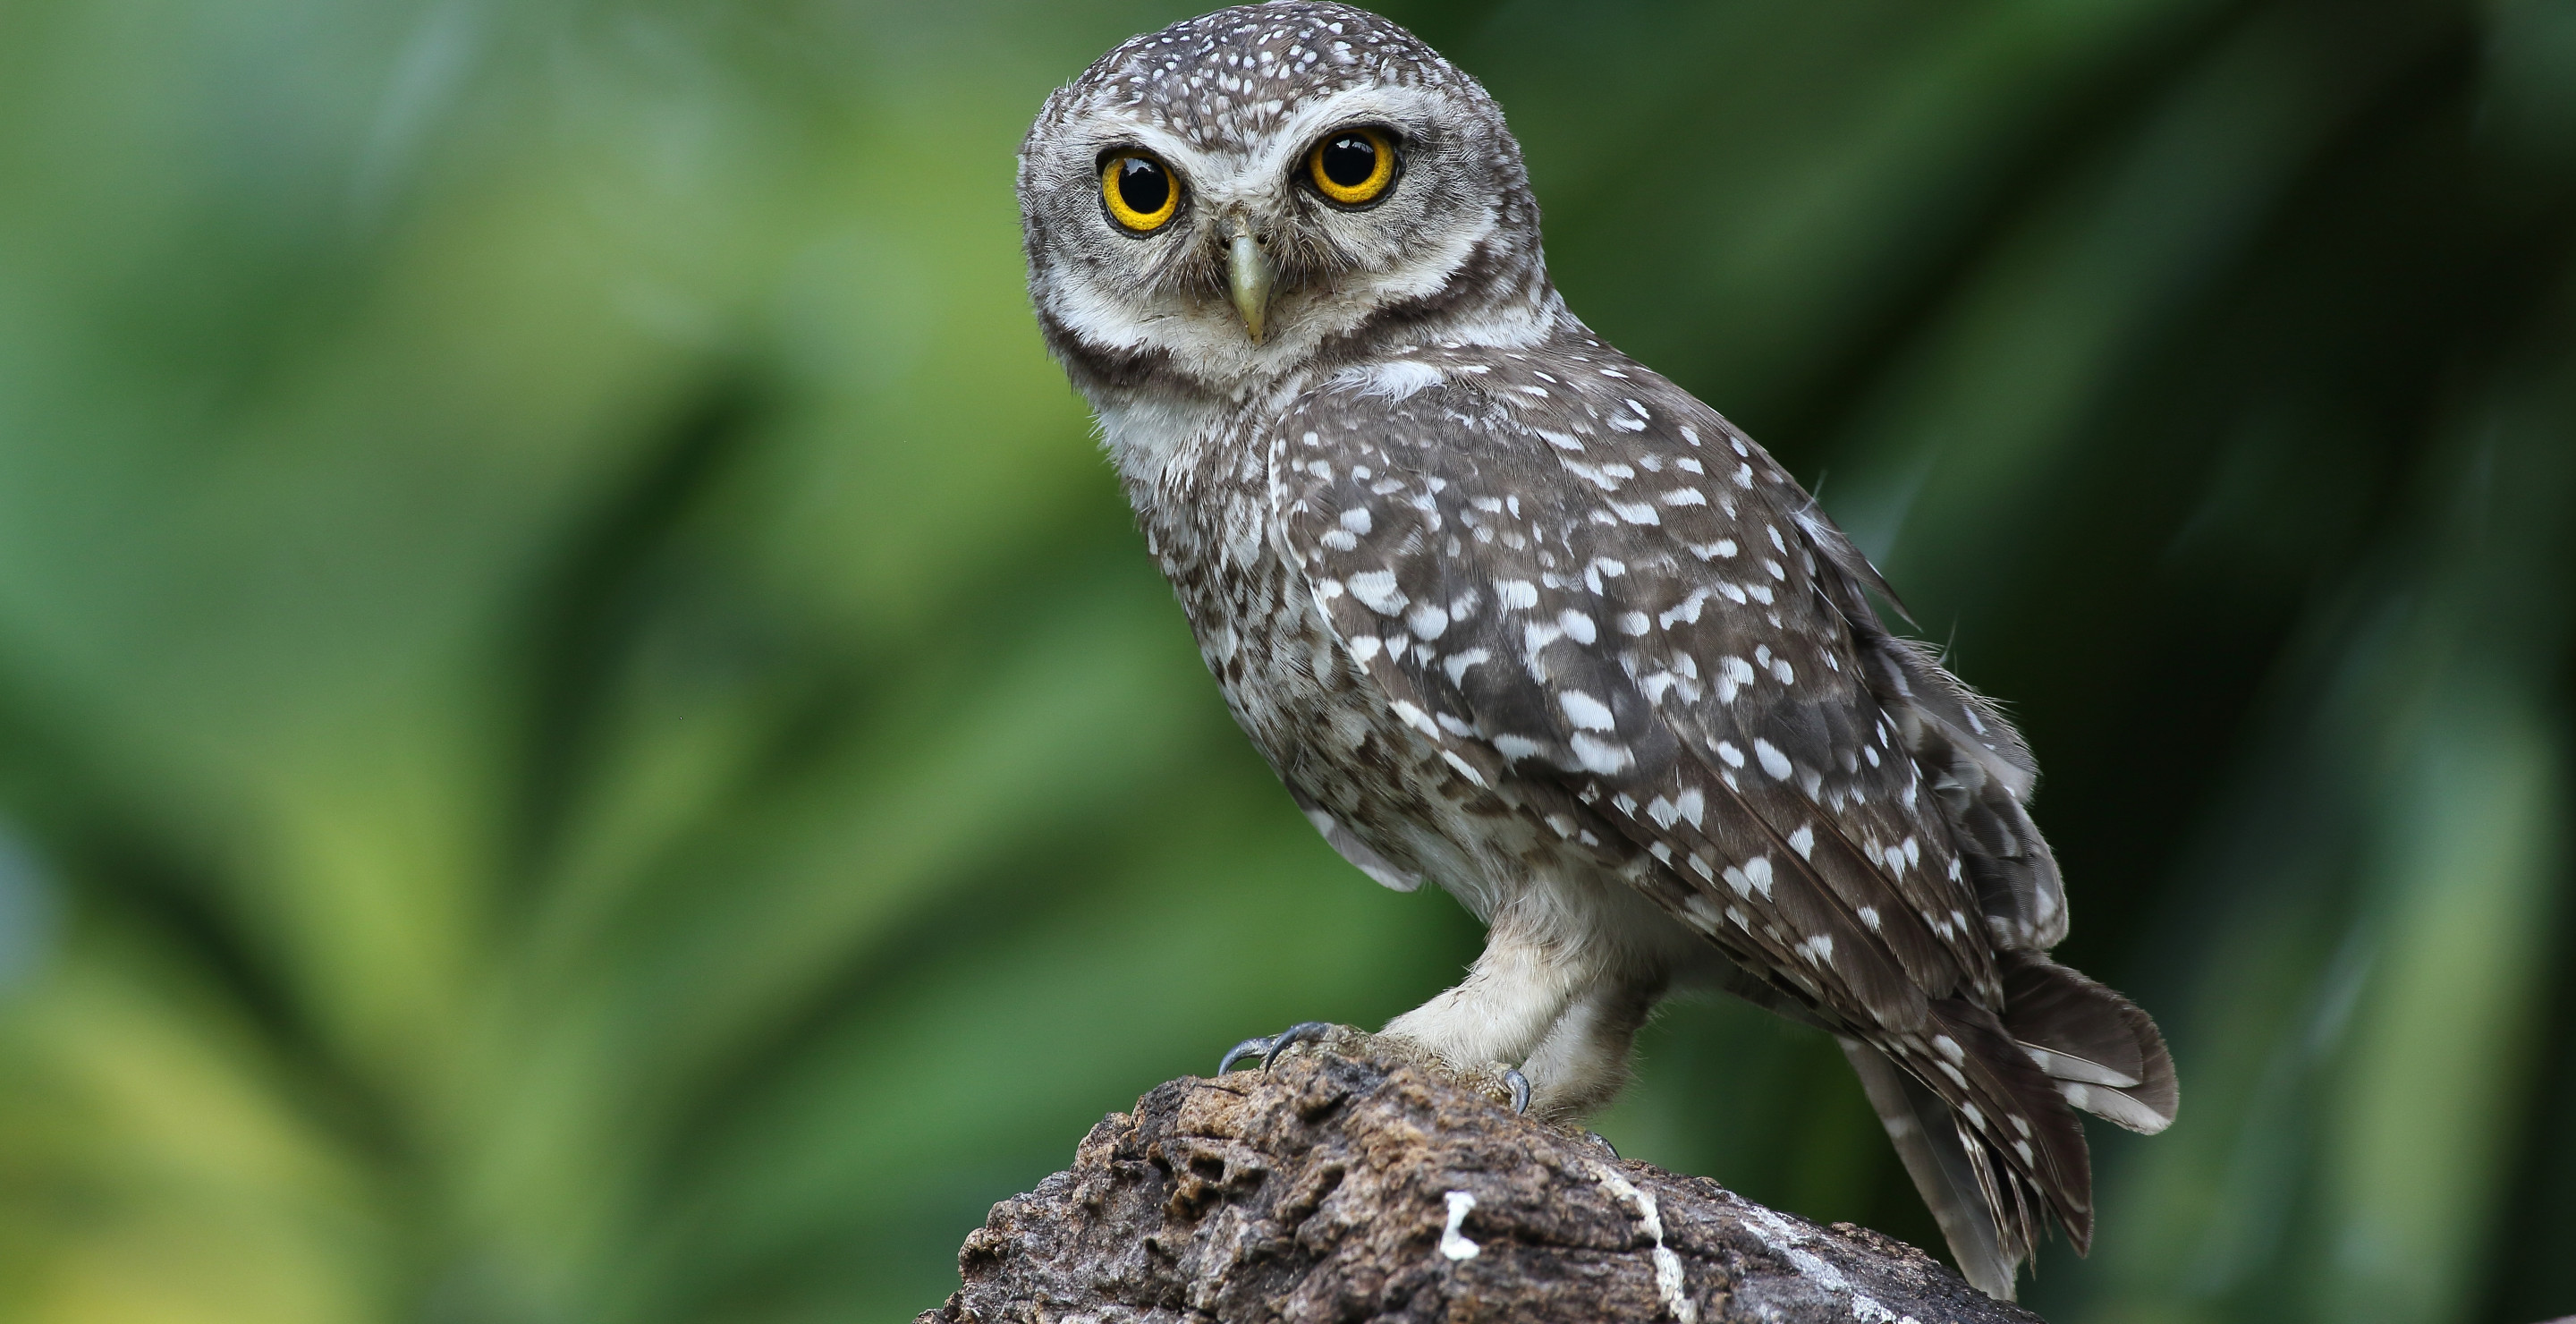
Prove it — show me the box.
[1132,430,1355,789]
[1123,419,1582,912]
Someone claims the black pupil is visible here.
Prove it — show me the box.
[1320,135,1377,189]
[1117,157,1169,215]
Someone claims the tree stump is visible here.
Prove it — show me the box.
[919,1048,2040,1323]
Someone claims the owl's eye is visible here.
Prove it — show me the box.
[1307,128,1397,207]
[1100,152,1180,233]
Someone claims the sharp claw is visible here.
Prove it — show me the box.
[1260,1021,1336,1071]
[1504,1068,1531,1116]
[1218,1036,1275,1076]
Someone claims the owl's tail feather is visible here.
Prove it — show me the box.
[1851,957,2179,1301]
[1840,1038,2021,1301]
[1997,951,2179,1137]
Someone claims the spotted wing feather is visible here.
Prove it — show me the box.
[1796,506,2069,950]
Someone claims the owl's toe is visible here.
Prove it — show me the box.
[1262,1021,1339,1069]
[1216,1021,1359,1076]
[1216,1023,1532,1116]
[1215,1034,1274,1076]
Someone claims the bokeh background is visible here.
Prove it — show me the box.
[0,0,2570,1320]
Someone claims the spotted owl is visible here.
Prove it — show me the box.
[1017,3,2175,1300]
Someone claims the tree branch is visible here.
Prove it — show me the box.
[919,1048,2042,1323]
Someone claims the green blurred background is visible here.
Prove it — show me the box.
[0,0,2570,1320]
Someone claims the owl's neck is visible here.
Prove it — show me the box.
[1072,292,1578,492]
[1090,386,1249,494]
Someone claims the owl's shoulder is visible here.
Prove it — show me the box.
[1251,335,1822,563]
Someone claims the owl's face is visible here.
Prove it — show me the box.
[1020,4,1557,402]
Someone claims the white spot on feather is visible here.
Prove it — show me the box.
[1347,571,1407,615]
[1345,359,1445,400]
[1391,701,1441,738]
[1570,733,1633,774]
[1560,691,1616,731]
[1443,648,1490,684]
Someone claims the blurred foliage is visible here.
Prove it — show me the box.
[0,0,2569,1321]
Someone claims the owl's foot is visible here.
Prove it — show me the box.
[1216,1022,1530,1115]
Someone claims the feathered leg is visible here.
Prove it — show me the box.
[1381,923,1590,1066]
[1515,975,1662,1119]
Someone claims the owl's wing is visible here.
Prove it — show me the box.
[1267,369,1997,1027]
[1265,355,2170,1286]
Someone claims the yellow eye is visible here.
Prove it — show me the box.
[1100,152,1180,233]
[1308,127,1396,206]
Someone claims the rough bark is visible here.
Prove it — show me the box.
[919,1048,2041,1324]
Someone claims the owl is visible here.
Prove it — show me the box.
[1017,2,2174,1300]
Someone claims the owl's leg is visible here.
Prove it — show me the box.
[1218,926,1584,1101]
[1221,913,1619,1115]
[1378,925,1592,1068]
[1513,976,1661,1119]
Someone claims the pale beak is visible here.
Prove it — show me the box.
[1224,217,1276,344]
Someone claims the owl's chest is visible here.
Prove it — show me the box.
[1134,446,1353,762]
[1129,436,1487,840]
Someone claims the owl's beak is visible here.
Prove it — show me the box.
[1224,217,1276,344]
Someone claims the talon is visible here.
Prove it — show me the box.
[1218,1036,1275,1076]
[1589,1131,1620,1158]
[1504,1067,1531,1115]
[1261,1021,1336,1071]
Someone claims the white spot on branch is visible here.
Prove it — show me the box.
[1440,1190,1480,1260]
[1589,1161,1694,1323]
[1738,1205,1924,1324]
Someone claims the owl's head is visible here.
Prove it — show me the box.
[1019,4,1560,403]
